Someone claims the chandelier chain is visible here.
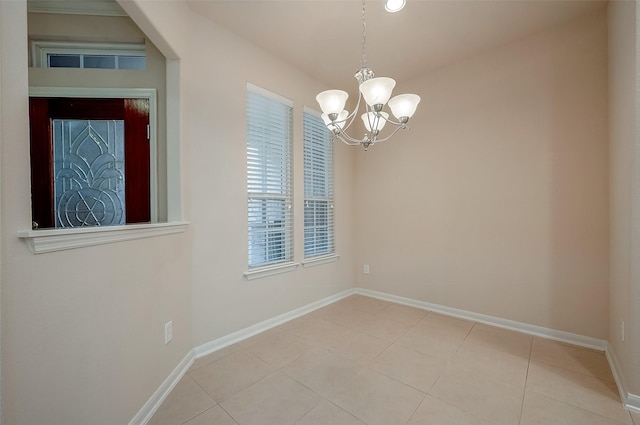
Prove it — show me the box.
[361,0,367,69]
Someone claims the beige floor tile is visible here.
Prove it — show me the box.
[373,303,430,325]
[330,368,426,425]
[352,315,414,342]
[148,374,216,425]
[450,343,529,389]
[282,347,360,397]
[407,395,495,425]
[530,337,614,381]
[221,372,319,425]
[371,344,447,393]
[526,362,632,424]
[429,363,523,425]
[240,327,311,369]
[327,328,392,361]
[631,411,640,425]
[327,295,368,311]
[278,316,350,347]
[190,345,240,372]
[420,312,476,334]
[462,323,532,358]
[188,349,274,403]
[396,313,473,360]
[311,303,375,328]
[521,391,633,425]
[332,295,392,314]
[183,405,239,425]
[295,400,366,425]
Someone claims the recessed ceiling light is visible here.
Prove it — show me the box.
[385,0,406,13]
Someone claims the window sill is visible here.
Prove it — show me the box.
[17,221,189,254]
[244,262,299,280]
[302,253,340,268]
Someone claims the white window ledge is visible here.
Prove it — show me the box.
[302,253,340,268]
[18,221,189,254]
[244,262,300,280]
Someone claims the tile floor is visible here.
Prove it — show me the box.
[149,295,640,425]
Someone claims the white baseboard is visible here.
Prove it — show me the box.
[128,349,194,425]
[607,346,640,414]
[627,394,640,413]
[355,288,608,351]
[193,288,356,359]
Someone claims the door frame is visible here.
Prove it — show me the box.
[29,86,159,223]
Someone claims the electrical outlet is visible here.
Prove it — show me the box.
[621,318,625,342]
[165,321,173,345]
[364,264,370,274]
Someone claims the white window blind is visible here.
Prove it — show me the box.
[247,86,293,268]
[303,109,334,258]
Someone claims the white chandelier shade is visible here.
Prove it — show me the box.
[388,93,421,121]
[359,77,396,107]
[361,111,389,132]
[316,90,349,116]
[315,0,421,150]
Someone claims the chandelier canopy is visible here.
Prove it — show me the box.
[316,0,420,151]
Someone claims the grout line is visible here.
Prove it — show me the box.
[404,392,428,425]
[518,336,534,425]
[217,403,240,425]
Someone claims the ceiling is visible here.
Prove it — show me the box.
[186,0,606,90]
[28,0,606,90]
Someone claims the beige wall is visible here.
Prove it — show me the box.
[609,0,640,397]
[355,9,609,339]
[144,2,357,348]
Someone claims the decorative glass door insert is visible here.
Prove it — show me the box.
[53,119,126,227]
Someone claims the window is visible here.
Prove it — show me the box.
[32,41,146,70]
[246,85,293,268]
[303,109,334,257]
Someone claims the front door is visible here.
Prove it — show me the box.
[29,97,150,229]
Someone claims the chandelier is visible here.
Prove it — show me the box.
[316,0,420,151]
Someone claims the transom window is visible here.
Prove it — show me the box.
[32,41,146,70]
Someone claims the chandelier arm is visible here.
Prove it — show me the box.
[343,92,365,130]
[335,133,364,146]
[377,113,405,127]
[334,127,366,144]
[370,124,407,144]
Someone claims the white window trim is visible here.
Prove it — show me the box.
[301,253,340,268]
[19,86,187,254]
[31,41,145,68]
[18,221,188,254]
[243,261,300,281]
